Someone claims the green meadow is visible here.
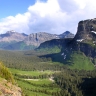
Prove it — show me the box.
[9,68,61,96]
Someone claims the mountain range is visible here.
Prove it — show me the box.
[0,30,74,50]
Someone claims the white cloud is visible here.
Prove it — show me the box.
[0,0,96,34]
[28,0,60,17]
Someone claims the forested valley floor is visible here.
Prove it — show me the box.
[0,50,96,96]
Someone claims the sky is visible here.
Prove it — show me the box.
[0,0,96,35]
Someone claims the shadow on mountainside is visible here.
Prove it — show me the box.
[79,78,96,96]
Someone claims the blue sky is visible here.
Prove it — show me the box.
[0,0,96,34]
[0,0,36,18]
[0,0,48,18]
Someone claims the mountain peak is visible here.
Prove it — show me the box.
[6,30,16,34]
[21,33,28,36]
[63,31,71,34]
[59,31,74,38]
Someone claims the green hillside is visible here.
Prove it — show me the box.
[0,62,14,83]
[37,39,72,53]
[68,51,94,70]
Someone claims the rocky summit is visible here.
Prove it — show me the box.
[74,18,96,42]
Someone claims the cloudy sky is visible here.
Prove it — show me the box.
[0,0,96,35]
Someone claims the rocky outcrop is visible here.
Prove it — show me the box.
[67,18,96,58]
[0,78,22,96]
[74,18,96,42]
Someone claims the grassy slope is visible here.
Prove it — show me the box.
[36,46,61,54]
[0,62,14,83]
[68,52,94,70]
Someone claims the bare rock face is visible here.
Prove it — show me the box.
[24,32,59,46]
[74,18,96,42]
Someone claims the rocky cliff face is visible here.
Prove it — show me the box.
[67,18,96,58]
[24,32,59,46]
[74,18,96,42]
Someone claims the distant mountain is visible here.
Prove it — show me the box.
[24,31,74,46]
[0,30,29,50]
[59,31,74,38]
[0,30,28,42]
[24,32,59,46]
[0,31,74,50]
